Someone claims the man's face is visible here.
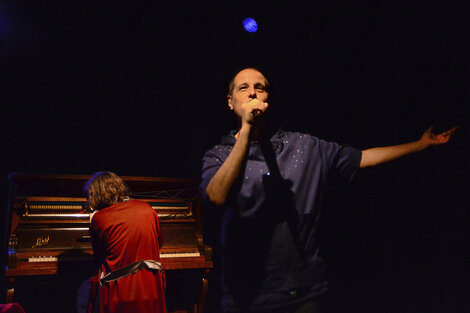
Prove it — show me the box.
[227,68,269,118]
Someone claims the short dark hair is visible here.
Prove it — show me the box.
[84,171,129,211]
[227,67,270,96]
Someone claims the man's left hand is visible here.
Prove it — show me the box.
[420,126,459,148]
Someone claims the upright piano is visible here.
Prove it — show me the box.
[4,173,212,313]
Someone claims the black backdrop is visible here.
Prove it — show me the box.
[1,1,469,312]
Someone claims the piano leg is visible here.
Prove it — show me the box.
[6,277,15,303]
[195,269,210,313]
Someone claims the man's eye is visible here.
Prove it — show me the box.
[239,86,247,91]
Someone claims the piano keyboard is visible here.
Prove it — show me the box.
[159,252,200,258]
[27,251,201,262]
[28,256,58,262]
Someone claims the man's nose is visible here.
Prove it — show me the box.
[249,88,257,98]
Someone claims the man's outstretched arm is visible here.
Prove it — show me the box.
[360,126,458,168]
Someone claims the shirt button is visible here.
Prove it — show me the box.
[289,290,298,298]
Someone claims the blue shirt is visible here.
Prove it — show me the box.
[201,129,362,312]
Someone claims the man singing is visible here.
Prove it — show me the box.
[200,67,457,313]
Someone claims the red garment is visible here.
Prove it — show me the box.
[89,200,166,313]
[0,303,26,313]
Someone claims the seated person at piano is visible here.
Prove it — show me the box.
[84,171,166,313]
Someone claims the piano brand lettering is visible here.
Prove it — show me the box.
[32,235,50,248]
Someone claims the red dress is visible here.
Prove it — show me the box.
[89,200,166,313]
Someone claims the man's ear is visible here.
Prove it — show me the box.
[227,95,233,110]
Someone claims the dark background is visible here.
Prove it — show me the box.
[1,1,469,312]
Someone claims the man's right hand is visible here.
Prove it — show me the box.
[240,99,269,127]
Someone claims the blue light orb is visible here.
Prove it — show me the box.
[243,17,258,33]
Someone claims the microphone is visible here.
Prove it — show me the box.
[253,109,263,119]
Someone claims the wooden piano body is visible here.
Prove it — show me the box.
[3,173,212,313]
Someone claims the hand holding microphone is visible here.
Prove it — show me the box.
[247,99,268,122]
[239,98,268,127]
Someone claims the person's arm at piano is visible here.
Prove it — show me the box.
[89,218,105,261]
